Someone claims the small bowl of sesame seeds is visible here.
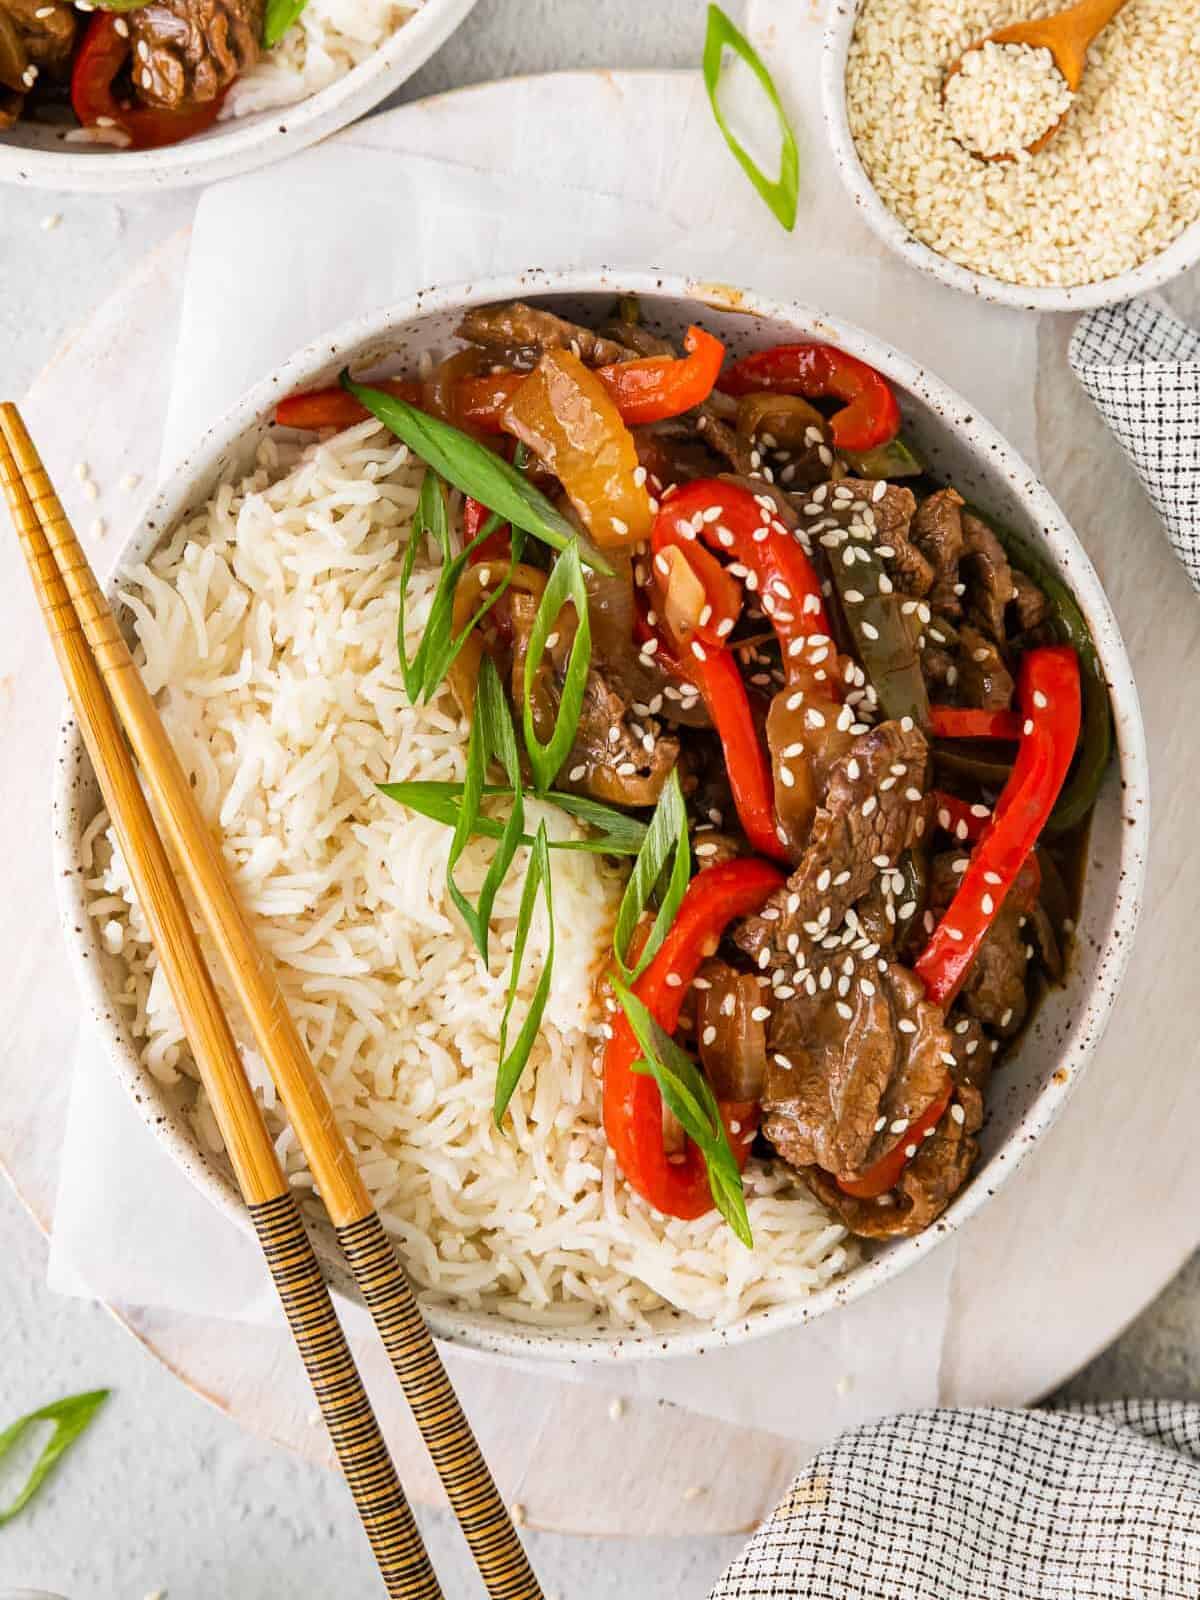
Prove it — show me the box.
[822,0,1200,309]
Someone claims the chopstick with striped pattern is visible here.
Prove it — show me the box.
[1,404,543,1600]
[0,421,441,1600]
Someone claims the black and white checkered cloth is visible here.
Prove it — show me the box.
[1070,298,1200,591]
[711,1402,1200,1597]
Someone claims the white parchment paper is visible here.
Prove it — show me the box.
[49,4,1042,1444]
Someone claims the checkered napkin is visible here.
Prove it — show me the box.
[711,1402,1200,1597]
[1070,298,1200,591]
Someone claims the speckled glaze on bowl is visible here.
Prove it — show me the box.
[53,268,1148,1363]
[0,0,475,194]
[821,0,1200,312]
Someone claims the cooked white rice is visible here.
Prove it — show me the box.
[85,419,858,1332]
[221,0,423,122]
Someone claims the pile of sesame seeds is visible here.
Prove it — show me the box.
[943,41,1073,159]
[845,0,1200,287]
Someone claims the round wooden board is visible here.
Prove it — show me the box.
[3,73,1200,1537]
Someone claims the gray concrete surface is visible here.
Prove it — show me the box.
[0,1,1195,1595]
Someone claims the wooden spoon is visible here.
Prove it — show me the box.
[944,0,1130,158]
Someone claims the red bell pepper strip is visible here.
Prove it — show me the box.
[930,706,1023,741]
[837,1081,955,1198]
[652,479,834,669]
[933,791,992,844]
[684,644,789,863]
[916,646,1081,1008]
[71,14,227,151]
[275,377,421,433]
[276,326,727,436]
[463,496,513,566]
[597,325,725,425]
[718,343,901,453]
[603,858,785,1221]
[650,535,743,648]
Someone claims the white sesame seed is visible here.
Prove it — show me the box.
[951,1103,966,1126]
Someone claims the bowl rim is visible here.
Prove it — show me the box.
[0,0,477,195]
[53,266,1149,1362]
[819,0,1200,312]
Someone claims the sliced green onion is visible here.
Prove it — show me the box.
[378,780,648,856]
[447,655,524,964]
[703,4,799,233]
[522,540,592,794]
[494,822,555,1125]
[613,980,753,1248]
[612,767,690,983]
[263,0,307,45]
[397,469,528,705]
[0,1389,109,1526]
[341,373,612,575]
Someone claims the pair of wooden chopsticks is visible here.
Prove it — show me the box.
[0,404,543,1600]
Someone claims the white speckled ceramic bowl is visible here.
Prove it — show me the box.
[53,268,1148,1362]
[0,0,475,194]
[821,0,1200,312]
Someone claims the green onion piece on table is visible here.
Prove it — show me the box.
[703,3,799,232]
[614,980,753,1248]
[340,373,612,574]
[612,768,690,983]
[0,1389,109,1526]
[521,540,592,793]
[494,822,555,1125]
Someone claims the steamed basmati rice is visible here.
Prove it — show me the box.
[221,0,423,122]
[86,419,858,1332]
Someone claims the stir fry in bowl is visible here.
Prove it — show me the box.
[0,0,416,149]
[275,298,1111,1247]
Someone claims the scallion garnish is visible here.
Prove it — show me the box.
[612,768,690,983]
[703,4,799,233]
[263,0,307,46]
[521,540,592,794]
[613,981,753,1247]
[340,373,613,575]
[447,654,524,964]
[0,1389,109,1525]
[494,821,555,1125]
[378,780,648,856]
[397,469,528,705]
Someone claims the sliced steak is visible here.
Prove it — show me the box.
[961,512,1016,642]
[457,302,630,369]
[911,488,965,618]
[509,590,678,807]
[129,0,262,109]
[762,956,953,1177]
[929,850,1039,1035]
[805,1103,976,1238]
[735,719,931,969]
[1011,570,1052,635]
[956,624,1015,711]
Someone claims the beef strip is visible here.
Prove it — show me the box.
[910,488,966,619]
[961,513,1016,642]
[508,591,678,807]
[735,719,931,968]
[457,303,631,369]
[956,623,1015,710]
[929,850,1039,1035]
[129,0,262,109]
[0,0,74,120]
[762,956,953,1177]
[695,405,756,477]
[1011,570,1052,634]
[805,1101,976,1238]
